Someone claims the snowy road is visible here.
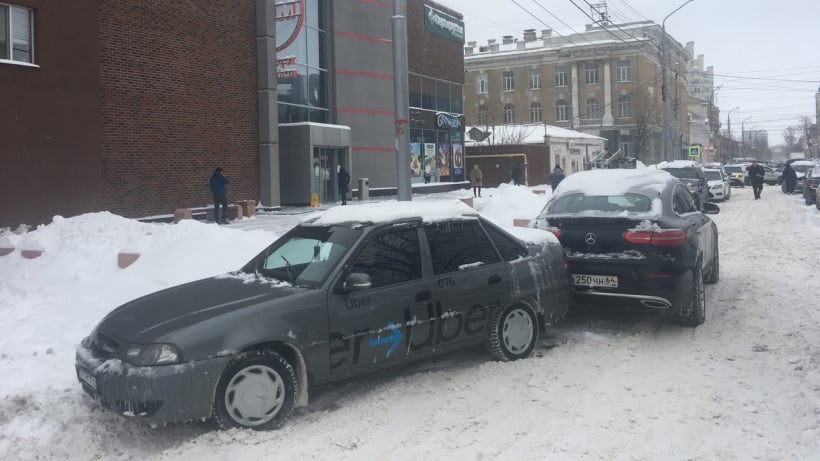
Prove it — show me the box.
[2,184,820,460]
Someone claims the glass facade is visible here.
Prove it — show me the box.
[409,74,465,183]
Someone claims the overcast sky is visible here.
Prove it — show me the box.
[436,0,820,147]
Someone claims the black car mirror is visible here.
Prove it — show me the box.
[342,272,372,292]
[702,202,720,214]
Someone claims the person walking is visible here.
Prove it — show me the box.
[511,161,523,186]
[782,162,797,194]
[470,164,483,197]
[337,165,351,205]
[209,167,229,224]
[550,166,565,192]
[747,161,765,200]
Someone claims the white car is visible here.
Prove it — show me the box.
[704,168,731,201]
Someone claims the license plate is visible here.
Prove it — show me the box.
[573,274,618,288]
[78,368,97,391]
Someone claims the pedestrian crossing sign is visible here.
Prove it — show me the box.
[688,145,701,157]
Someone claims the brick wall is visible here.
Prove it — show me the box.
[98,0,258,218]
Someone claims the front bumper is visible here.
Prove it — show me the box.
[75,339,231,423]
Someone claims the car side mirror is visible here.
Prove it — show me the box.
[342,272,372,293]
[702,202,720,214]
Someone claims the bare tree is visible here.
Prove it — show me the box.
[782,126,799,153]
[630,87,662,161]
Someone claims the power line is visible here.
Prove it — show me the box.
[711,73,820,84]
[508,0,580,47]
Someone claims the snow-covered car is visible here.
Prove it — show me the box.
[803,166,820,205]
[75,201,571,430]
[723,164,748,188]
[704,167,731,201]
[534,168,720,326]
[659,160,710,208]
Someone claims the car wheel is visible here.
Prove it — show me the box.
[487,302,539,361]
[705,241,719,284]
[214,351,297,430]
[671,264,706,326]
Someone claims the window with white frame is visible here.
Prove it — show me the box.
[616,59,631,82]
[555,99,568,121]
[618,94,631,118]
[585,97,600,119]
[584,62,599,84]
[530,102,542,122]
[503,103,515,124]
[502,70,514,92]
[528,68,541,89]
[0,4,33,63]
[554,64,567,87]
[619,141,631,156]
[476,73,488,94]
[477,105,488,124]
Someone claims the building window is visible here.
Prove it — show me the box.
[618,95,631,118]
[528,68,541,89]
[619,141,632,156]
[584,63,599,84]
[0,4,33,63]
[616,59,631,82]
[586,97,600,119]
[476,73,488,94]
[502,70,514,92]
[554,64,567,87]
[555,99,568,121]
[530,102,542,123]
[503,103,515,124]
[477,105,488,124]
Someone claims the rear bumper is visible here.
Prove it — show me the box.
[569,260,692,310]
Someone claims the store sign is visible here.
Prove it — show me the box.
[424,6,464,43]
[436,112,462,130]
[275,0,305,52]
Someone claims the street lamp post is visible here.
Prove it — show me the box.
[661,0,694,162]
[726,106,739,162]
[740,116,751,158]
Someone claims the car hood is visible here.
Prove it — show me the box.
[707,180,723,187]
[96,273,308,343]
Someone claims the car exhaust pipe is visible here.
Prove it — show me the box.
[640,299,671,309]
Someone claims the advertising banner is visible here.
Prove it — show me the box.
[438,144,451,178]
[424,143,437,181]
[410,143,422,177]
[423,5,465,43]
[452,143,464,178]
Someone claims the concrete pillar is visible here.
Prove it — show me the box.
[602,61,614,125]
[257,0,280,207]
[571,63,580,127]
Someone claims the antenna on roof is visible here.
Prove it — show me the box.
[590,2,610,26]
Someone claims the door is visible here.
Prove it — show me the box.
[673,185,714,270]
[327,225,433,375]
[423,220,509,347]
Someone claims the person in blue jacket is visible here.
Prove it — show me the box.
[550,166,565,191]
[209,167,229,224]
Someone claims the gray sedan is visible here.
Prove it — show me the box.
[76,204,571,430]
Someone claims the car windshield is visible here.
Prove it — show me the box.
[793,164,813,173]
[548,193,652,213]
[662,168,700,180]
[724,166,743,173]
[242,225,362,288]
[705,170,722,181]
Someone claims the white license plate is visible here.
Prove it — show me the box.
[78,368,97,391]
[573,274,618,288]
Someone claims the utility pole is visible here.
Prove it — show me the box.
[660,0,694,162]
[726,106,739,162]
[741,116,751,158]
[393,0,411,201]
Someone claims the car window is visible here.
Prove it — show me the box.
[704,170,722,181]
[480,219,528,261]
[548,192,652,213]
[724,166,742,173]
[672,185,697,214]
[425,221,501,274]
[347,227,422,288]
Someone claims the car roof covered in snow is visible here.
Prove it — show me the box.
[553,168,674,197]
[301,199,478,227]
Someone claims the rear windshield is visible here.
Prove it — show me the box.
[793,164,813,173]
[662,168,700,179]
[548,193,653,213]
[705,170,722,181]
[724,166,743,173]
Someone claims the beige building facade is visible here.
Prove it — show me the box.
[464,22,691,165]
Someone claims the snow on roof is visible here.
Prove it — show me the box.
[554,168,673,196]
[302,199,477,226]
[465,124,605,145]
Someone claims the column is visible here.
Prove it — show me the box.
[602,60,614,126]
[571,63,580,128]
[256,0,281,207]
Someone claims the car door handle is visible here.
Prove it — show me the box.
[415,290,431,302]
[488,274,502,285]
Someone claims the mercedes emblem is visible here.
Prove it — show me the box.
[584,232,597,245]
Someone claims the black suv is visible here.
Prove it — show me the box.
[660,161,710,209]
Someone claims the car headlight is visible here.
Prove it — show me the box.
[711,185,722,190]
[124,343,182,366]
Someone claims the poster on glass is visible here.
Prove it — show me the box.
[424,143,437,182]
[438,144,451,179]
[410,143,422,182]
[452,143,464,179]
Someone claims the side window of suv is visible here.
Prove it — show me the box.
[672,185,697,215]
[347,227,422,288]
[424,220,501,274]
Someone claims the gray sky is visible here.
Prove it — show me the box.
[436,0,820,146]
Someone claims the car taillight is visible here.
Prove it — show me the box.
[562,251,568,270]
[623,229,686,247]
[545,226,561,238]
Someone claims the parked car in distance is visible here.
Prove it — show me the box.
[723,164,747,188]
[659,160,710,208]
[704,167,731,201]
[76,201,571,430]
[782,160,816,194]
[804,166,820,205]
[534,168,720,327]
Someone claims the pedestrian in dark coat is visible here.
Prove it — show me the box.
[782,163,797,194]
[338,166,351,205]
[746,161,765,200]
[209,167,229,224]
[470,164,483,197]
[549,166,565,192]
[512,162,523,186]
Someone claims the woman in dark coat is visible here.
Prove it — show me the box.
[338,166,351,205]
[782,163,797,194]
